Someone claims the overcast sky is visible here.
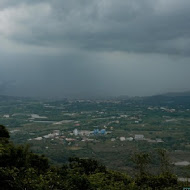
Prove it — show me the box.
[0,0,190,98]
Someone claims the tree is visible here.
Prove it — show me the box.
[132,152,151,177]
[157,149,171,175]
[69,157,106,175]
[0,125,10,139]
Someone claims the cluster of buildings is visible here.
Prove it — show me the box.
[160,107,176,113]
[148,106,176,113]
[43,130,61,139]
[115,134,164,143]
[30,130,63,141]
[30,128,164,145]
[73,129,107,136]
[30,128,108,143]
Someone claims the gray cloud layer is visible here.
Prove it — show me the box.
[0,1,190,98]
[1,0,190,55]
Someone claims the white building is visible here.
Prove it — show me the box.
[53,130,60,136]
[73,129,79,136]
[174,161,190,166]
[34,137,43,141]
[79,130,92,136]
[43,134,55,139]
[126,137,133,141]
[3,114,10,118]
[120,137,126,141]
[156,138,164,143]
[134,134,144,140]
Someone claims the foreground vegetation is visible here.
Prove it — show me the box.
[0,125,188,190]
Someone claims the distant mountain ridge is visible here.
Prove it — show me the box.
[0,91,190,101]
[161,91,190,97]
[141,91,190,107]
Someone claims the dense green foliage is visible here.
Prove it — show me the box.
[0,125,10,138]
[0,125,187,189]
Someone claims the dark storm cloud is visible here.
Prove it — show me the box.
[1,0,190,55]
[0,0,190,98]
